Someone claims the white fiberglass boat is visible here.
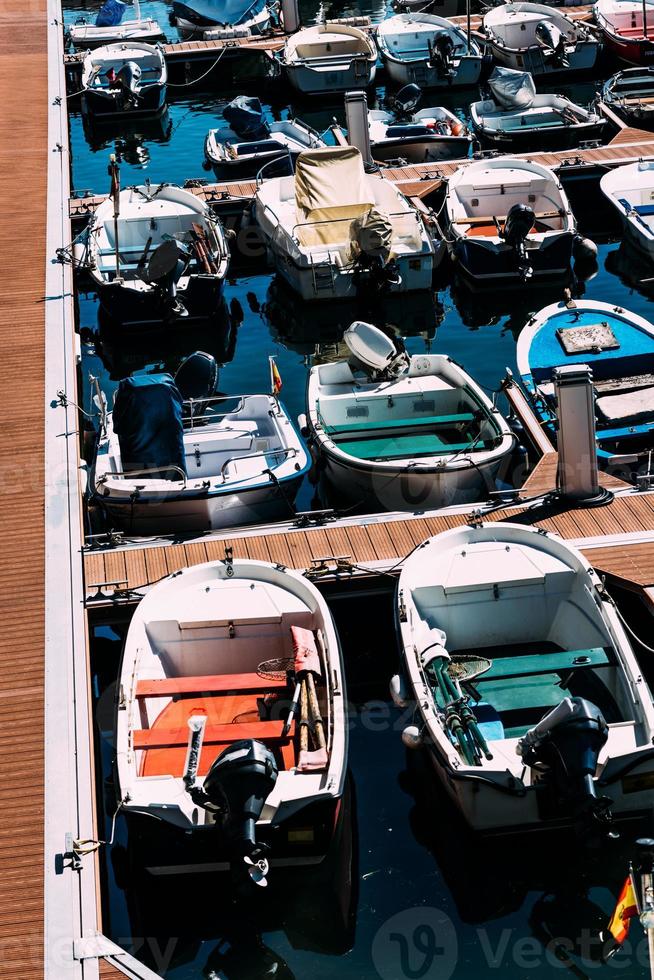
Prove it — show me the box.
[281,23,377,95]
[115,557,347,880]
[303,321,515,512]
[470,67,605,149]
[376,13,483,89]
[92,357,309,532]
[444,158,576,283]
[172,0,271,35]
[84,180,229,325]
[602,67,654,127]
[253,146,435,302]
[68,0,164,47]
[394,522,654,835]
[81,42,167,118]
[205,96,324,176]
[600,161,654,258]
[482,3,600,76]
[369,84,471,162]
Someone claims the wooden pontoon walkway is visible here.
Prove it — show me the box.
[84,474,654,613]
[0,0,47,975]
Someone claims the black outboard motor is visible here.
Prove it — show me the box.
[174,350,218,418]
[428,32,456,79]
[391,83,422,120]
[535,20,569,68]
[500,202,536,281]
[137,237,192,317]
[201,739,278,887]
[520,697,614,838]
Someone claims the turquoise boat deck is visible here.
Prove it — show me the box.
[448,642,620,741]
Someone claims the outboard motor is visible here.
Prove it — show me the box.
[428,32,456,79]
[518,697,614,839]
[174,350,218,418]
[137,237,191,317]
[344,320,409,379]
[351,207,402,293]
[116,61,142,96]
[535,20,569,67]
[200,739,279,888]
[391,83,422,120]
[500,202,536,281]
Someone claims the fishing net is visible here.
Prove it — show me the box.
[257,657,293,681]
[447,655,492,682]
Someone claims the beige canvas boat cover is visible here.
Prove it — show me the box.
[294,147,374,246]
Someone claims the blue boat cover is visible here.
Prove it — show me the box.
[223,96,269,139]
[113,374,187,480]
[96,0,127,27]
[174,0,266,26]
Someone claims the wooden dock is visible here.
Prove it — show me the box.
[0,0,47,974]
[68,122,654,224]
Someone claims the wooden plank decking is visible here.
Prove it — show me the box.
[0,0,48,975]
[83,488,654,606]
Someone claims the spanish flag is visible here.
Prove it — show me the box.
[605,875,639,949]
[270,357,282,396]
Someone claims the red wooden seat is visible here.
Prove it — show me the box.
[134,719,292,749]
[136,671,287,698]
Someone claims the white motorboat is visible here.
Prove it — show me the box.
[368,84,471,163]
[205,96,324,176]
[594,0,654,66]
[443,158,577,283]
[602,67,654,127]
[482,3,600,76]
[115,555,347,880]
[91,355,309,532]
[303,321,515,512]
[253,146,436,302]
[68,0,164,48]
[600,160,654,258]
[172,0,271,35]
[81,42,167,118]
[83,179,230,325]
[470,67,605,148]
[376,14,483,90]
[280,23,377,95]
[394,522,654,835]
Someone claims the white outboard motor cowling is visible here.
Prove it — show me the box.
[344,321,408,378]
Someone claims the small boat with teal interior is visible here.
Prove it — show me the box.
[303,321,515,512]
[517,299,654,474]
[393,522,654,835]
[602,67,654,129]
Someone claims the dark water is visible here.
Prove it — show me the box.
[67,1,654,974]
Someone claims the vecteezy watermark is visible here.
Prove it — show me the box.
[372,907,458,980]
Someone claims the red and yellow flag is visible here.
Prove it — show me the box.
[270,358,282,396]
[607,875,639,947]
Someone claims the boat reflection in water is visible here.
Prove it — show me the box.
[89,295,240,380]
[403,747,646,970]
[105,776,356,975]
[81,105,173,162]
[605,239,654,298]
[263,277,444,358]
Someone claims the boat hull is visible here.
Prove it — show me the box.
[82,83,166,118]
[92,272,225,327]
[283,60,376,95]
[316,445,507,511]
[383,53,481,89]
[97,473,303,533]
[484,39,600,75]
[268,248,434,302]
[451,232,575,284]
[371,134,471,162]
[603,30,654,65]
[172,0,270,33]
[472,120,605,150]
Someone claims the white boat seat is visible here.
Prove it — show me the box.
[595,386,654,426]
